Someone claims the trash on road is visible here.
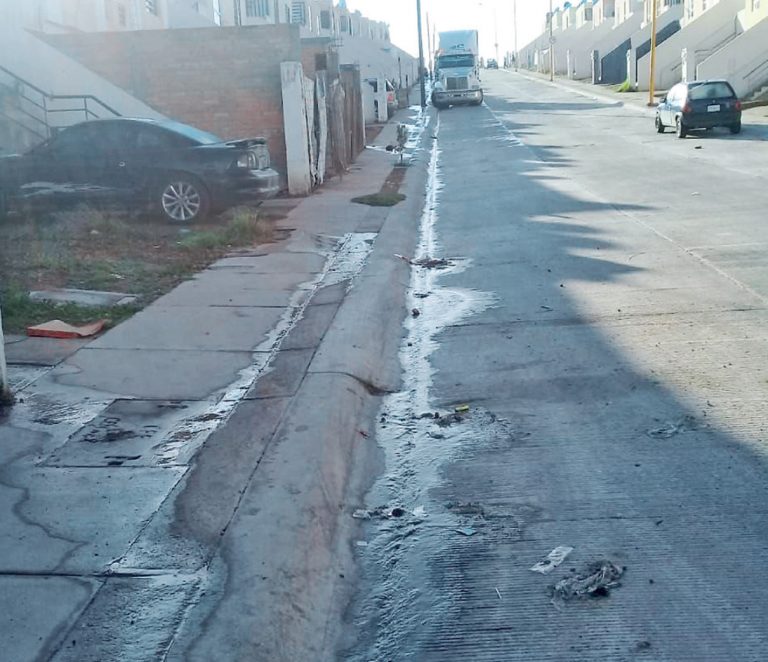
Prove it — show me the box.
[412,506,427,518]
[436,412,465,428]
[27,319,106,339]
[646,415,698,439]
[411,308,421,318]
[394,254,452,269]
[495,587,502,600]
[456,527,477,537]
[552,561,624,602]
[454,404,470,413]
[352,509,372,520]
[530,545,574,574]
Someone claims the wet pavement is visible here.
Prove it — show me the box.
[0,108,428,661]
[343,72,768,660]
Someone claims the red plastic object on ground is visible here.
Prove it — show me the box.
[27,319,106,339]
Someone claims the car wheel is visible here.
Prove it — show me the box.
[676,117,687,139]
[158,176,210,223]
[655,115,665,133]
[730,122,742,135]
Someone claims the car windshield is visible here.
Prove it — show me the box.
[438,54,475,69]
[689,82,735,100]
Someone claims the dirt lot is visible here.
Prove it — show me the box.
[0,206,278,333]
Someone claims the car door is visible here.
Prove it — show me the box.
[14,123,100,209]
[664,85,680,125]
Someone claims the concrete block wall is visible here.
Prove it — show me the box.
[43,24,303,184]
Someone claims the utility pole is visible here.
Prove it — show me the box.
[513,0,518,70]
[494,8,499,65]
[417,0,427,108]
[0,305,12,407]
[648,0,659,106]
[548,0,555,81]
[426,11,432,77]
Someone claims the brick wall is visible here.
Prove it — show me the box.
[43,25,303,184]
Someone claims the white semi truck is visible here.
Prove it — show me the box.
[431,30,483,109]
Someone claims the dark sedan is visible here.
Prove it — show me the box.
[655,80,742,138]
[0,118,280,223]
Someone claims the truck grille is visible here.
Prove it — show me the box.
[446,77,468,91]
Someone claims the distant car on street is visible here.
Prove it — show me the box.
[0,118,280,223]
[655,80,742,138]
[487,59,499,69]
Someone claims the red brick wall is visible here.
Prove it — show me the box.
[43,25,303,184]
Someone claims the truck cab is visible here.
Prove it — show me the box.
[432,30,484,109]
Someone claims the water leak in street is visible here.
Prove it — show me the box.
[344,117,512,661]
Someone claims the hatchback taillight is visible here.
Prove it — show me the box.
[735,100,742,111]
[683,103,692,114]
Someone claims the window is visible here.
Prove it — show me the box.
[339,15,349,33]
[145,0,158,15]
[246,0,270,17]
[688,81,736,100]
[117,4,127,26]
[291,1,306,25]
[320,10,331,30]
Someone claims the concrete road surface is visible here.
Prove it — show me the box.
[343,72,768,661]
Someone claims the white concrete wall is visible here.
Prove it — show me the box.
[339,36,418,89]
[697,16,768,97]
[637,0,741,90]
[281,61,312,195]
[630,3,684,87]
[0,24,165,124]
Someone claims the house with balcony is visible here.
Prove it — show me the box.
[635,0,743,91]
[696,0,768,98]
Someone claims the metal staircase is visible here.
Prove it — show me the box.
[0,65,121,151]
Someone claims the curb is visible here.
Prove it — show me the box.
[175,112,433,660]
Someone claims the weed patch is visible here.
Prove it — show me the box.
[352,192,407,207]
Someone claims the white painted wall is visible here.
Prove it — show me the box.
[637,0,742,90]
[629,3,684,87]
[697,15,768,97]
[281,62,312,195]
[0,24,166,124]
[339,36,418,89]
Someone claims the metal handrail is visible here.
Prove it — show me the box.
[0,65,121,142]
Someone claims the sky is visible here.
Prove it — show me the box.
[345,0,551,60]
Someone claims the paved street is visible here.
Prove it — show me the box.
[344,71,768,661]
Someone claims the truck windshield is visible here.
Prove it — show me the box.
[437,54,475,69]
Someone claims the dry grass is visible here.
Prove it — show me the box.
[0,206,277,332]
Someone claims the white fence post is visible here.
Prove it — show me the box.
[0,305,12,405]
[281,61,313,196]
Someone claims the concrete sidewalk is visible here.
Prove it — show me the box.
[511,69,768,130]
[0,106,431,661]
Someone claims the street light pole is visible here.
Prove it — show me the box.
[648,0,659,106]
[513,0,518,71]
[549,0,554,82]
[417,0,427,108]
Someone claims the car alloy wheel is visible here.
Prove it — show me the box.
[161,180,203,223]
[676,117,687,139]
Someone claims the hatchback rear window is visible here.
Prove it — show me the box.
[689,82,735,101]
